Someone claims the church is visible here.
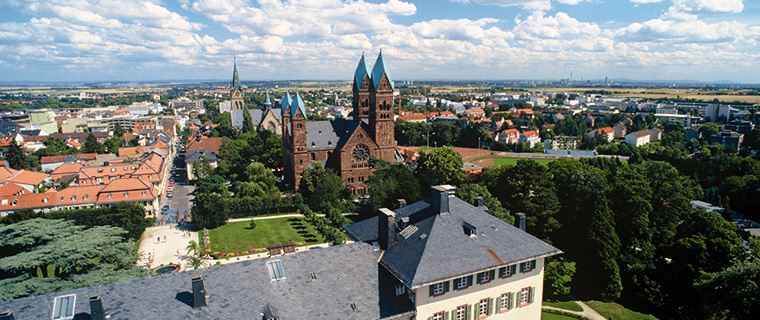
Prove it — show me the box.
[282,52,397,193]
[227,60,283,135]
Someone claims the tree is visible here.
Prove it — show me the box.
[698,122,720,140]
[192,159,214,181]
[299,163,351,211]
[5,140,27,170]
[697,259,760,319]
[415,146,465,186]
[365,160,423,214]
[103,135,126,154]
[113,123,125,137]
[192,193,228,229]
[194,175,228,194]
[544,259,576,299]
[128,137,139,147]
[82,133,106,154]
[242,105,256,133]
[0,219,147,301]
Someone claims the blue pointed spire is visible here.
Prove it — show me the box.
[354,52,370,88]
[264,91,272,108]
[292,92,307,119]
[372,50,393,90]
[232,57,241,89]
[281,91,292,116]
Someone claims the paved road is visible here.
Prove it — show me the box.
[159,149,194,224]
[542,297,607,320]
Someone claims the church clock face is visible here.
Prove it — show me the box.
[352,144,369,162]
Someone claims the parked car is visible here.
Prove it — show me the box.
[167,192,173,198]
[162,205,169,211]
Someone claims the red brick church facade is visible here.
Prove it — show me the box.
[282,52,396,194]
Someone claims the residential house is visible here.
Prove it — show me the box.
[583,114,595,127]
[497,129,520,144]
[96,178,159,216]
[397,113,427,123]
[467,107,485,118]
[186,149,219,181]
[588,127,615,142]
[613,123,627,139]
[519,131,541,147]
[649,128,663,142]
[0,185,561,320]
[625,130,651,147]
[186,135,223,156]
[709,131,744,150]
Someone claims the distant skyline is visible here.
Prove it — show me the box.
[1,0,759,83]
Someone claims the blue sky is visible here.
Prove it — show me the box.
[0,0,758,83]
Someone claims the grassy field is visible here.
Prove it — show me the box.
[585,301,658,320]
[208,217,323,253]
[550,87,760,104]
[544,300,583,312]
[541,311,581,320]
[494,157,556,168]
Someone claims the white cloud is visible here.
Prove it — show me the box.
[449,0,552,11]
[630,0,664,3]
[671,0,744,14]
[513,12,602,40]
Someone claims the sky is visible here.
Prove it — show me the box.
[0,0,759,83]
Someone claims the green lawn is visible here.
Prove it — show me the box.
[494,157,556,168]
[208,217,323,254]
[585,301,658,320]
[544,300,583,312]
[542,311,580,320]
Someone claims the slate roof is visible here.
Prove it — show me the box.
[0,242,415,320]
[230,110,243,127]
[264,91,272,106]
[292,92,307,118]
[249,108,282,126]
[371,51,393,90]
[343,188,562,289]
[185,149,219,163]
[305,119,360,151]
[281,91,293,116]
[354,53,370,88]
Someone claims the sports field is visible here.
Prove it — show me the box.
[493,157,556,168]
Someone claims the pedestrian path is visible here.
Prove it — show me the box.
[137,223,199,271]
[542,297,607,320]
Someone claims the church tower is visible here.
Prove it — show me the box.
[230,58,244,111]
[369,51,395,159]
[352,53,371,121]
[289,92,309,187]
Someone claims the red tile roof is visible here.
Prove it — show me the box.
[9,170,49,186]
[0,191,58,211]
[0,182,27,196]
[186,137,224,155]
[398,113,427,121]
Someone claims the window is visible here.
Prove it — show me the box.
[43,197,49,203]
[478,298,489,316]
[108,193,112,199]
[499,265,515,278]
[11,199,17,206]
[455,305,467,320]
[124,192,129,198]
[454,276,471,289]
[432,282,444,295]
[310,153,315,161]
[520,287,531,305]
[500,293,511,311]
[83,194,88,200]
[521,260,536,273]
[52,294,76,320]
[477,270,493,284]
[142,191,147,196]
[432,311,444,320]
[266,260,286,281]
[71,196,76,201]
[395,285,405,296]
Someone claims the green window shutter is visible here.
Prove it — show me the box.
[451,309,458,319]
[429,285,435,297]
[444,311,450,320]
[466,304,472,320]
[498,267,506,278]
[476,272,481,284]
[488,297,494,315]
[453,278,460,288]
[508,293,514,309]
[428,316,433,320]
[531,260,536,271]
[473,303,479,319]
[529,287,535,304]
[489,269,495,280]
[444,281,450,293]
[467,275,473,286]
[511,264,517,275]
[515,291,521,308]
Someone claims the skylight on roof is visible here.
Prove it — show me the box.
[266,260,286,281]
[52,294,76,320]
[399,225,418,239]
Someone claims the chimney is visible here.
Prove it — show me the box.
[396,199,406,208]
[89,294,105,320]
[516,212,526,231]
[0,310,14,320]
[475,197,484,207]
[191,274,207,308]
[431,185,456,215]
[378,208,396,250]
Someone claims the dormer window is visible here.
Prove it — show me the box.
[11,199,17,206]
[142,191,147,196]
[43,197,49,203]
[520,260,536,273]
[124,192,129,198]
[84,194,88,200]
[97,169,103,173]
[71,195,76,201]
[108,193,112,199]
[110,168,116,172]
[463,222,476,236]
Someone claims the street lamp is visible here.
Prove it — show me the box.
[478,137,481,156]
